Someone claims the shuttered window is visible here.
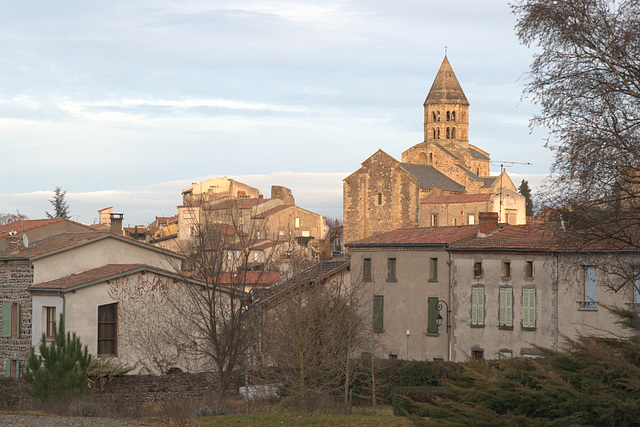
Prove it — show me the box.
[584,266,597,308]
[523,288,536,328]
[1,302,19,338]
[98,303,117,356]
[373,296,384,333]
[471,287,484,326]
[428,297,438,333]
[499,288,513,327]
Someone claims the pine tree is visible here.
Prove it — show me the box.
[22,315,91,401]
[46,186,71,219]
[518,179,534,217]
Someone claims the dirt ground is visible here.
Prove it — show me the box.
[0,413,168,427]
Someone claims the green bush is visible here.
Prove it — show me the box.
[22,316,91,401]
[392,386,446,417]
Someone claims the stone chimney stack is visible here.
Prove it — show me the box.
[110,213,124,235]
[8,231,20,253]
[478,212,499,235]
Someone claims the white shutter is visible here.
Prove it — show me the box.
[584,266,597,307]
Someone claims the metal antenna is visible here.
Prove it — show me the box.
[489,161,532,222]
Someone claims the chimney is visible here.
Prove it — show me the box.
[8,231,20,253]
[478,212,499,235]
[110,213,124,235]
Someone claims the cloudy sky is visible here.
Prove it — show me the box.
[0,0,552,226]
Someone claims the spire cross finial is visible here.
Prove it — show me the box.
[445,45,448,57]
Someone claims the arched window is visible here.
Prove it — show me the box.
[446,111,450,122]
[451,127,456,139]
[419,152,427,164]
[433,129,436,139]
[437,128,440,139]
[432,112,436,122]
[437,111,441,122]
[451,111,456,122]
[446,127,450,139]
[429,152,433,163]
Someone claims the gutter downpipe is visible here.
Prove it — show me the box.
[553,252,559,351]
[446,248,452,362]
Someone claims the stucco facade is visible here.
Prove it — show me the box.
[347,220,640,362]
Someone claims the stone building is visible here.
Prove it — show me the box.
[344,56,525,244]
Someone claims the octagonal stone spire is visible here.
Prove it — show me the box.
[424,56,469,106]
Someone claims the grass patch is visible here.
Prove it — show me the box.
[193,410,410,426]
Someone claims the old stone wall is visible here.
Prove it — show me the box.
[0,260,33,372]
[90,372,229,409]
[343,150,419,244]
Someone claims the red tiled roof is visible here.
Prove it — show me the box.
[1,231,185,260]
[124,226,148,234]
[216,271,280,285]
[422,193,492,204]
[1,232,107,258]
[225,239,282,251]
[253,205,294,219]
[29,264,148,290]
[347,226,479,247]
[451,224,558,251]
[241,198,269,209]
[0,218,94,239]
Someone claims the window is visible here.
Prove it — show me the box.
[468,214,475,225]
[431,214,438,227]
[451,127,455,139]
[471,287,484,326]
[499,288,513,327]
[499,350,513,359]
[387,258,396,281]
[294,217,300,229]
[446,111,451,121]
[473,261,483,278]
[525,261,534,278]
[1,302,19,338]
[378,193,382,205]
[472,349,484,360]
[4,359,19,378]
[429,258,438,281]
[523,288,536,328]
[427,297,438,333]
[437,111,440,122]
[451,111,456,122]
[363,258,372,280]
[98,303,117,356]
[502,261,511,279]
[45,307,56,338]
[437,128,440,139]
[584,265,597,308]
[453,217,458,226]
[301,230,310,237]
[373,295,384,332]
[506,209,517,225]
[446,127,450,139]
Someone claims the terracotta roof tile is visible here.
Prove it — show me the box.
[347,226,479,247]
[29,264,149,290]
[216,271,280,286]
[0,218,94,239]
[0,232,107,258]
[452,224,557,251]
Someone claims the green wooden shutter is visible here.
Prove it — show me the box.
[472,288,484,325]
[523,289,535,328]
[471,288,478,325]
[505,289,512,327]
[15,303,19,338]
[428,297,438,333]
[1,302,11,337]
[478,288,484,325]
[373,296,384,332]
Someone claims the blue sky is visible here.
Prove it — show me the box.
[0,1,552,226]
